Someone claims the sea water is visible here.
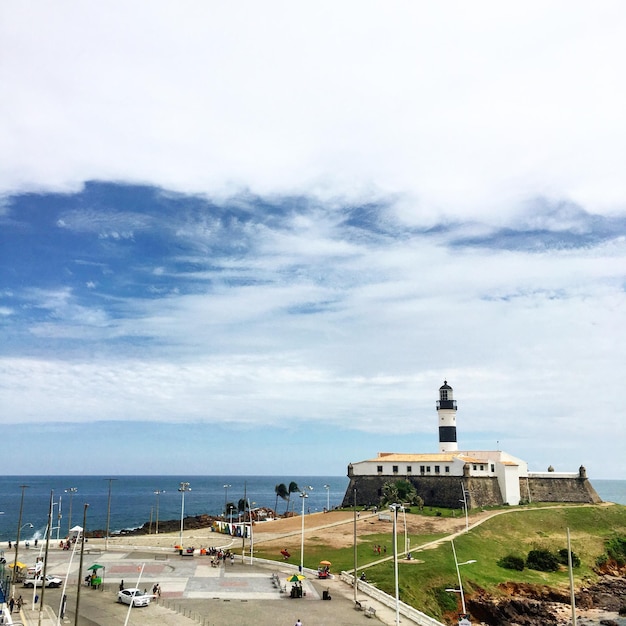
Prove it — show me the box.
[0,475,350,540]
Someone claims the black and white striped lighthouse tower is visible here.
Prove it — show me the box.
[437,380,458,452]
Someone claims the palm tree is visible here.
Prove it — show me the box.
[274,483,288,515]
[286,481,299,514]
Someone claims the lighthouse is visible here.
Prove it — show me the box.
[437,380,458,452]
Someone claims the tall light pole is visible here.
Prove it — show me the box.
[74,504,89,626]
[324,484,330,512]
[460,481,470,533]
[104,478,117,551]
[154,490,164,534]
[65,487,77,537]
[353,488,358,604]
[178,482,191,547]
[247,499,255,564]
[299,486,313,573]
[389,503,401,626]
[11,484,29,597]
[223,484,231,518]
[447,538,476,617]
[401,505,408,553]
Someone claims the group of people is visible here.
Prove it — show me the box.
[8,595,24,613]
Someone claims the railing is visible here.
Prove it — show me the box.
[340,572,446,626]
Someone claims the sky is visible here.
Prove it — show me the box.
[1,1,625,479]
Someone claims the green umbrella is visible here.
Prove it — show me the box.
[286,574,305,582]
[87,563,104,571]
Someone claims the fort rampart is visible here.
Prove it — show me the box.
[341,474,601,509]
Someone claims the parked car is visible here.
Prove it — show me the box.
[117,588,152,607]
[24,575,63,588]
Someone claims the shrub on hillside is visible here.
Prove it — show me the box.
[557,548,581,568]
[606,537,626,566]
[526,549,560,572]
[497,554,525,571]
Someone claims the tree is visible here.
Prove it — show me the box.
[381,481,399,506]
[380,479,420,507]
[286,481,300,513]
[274,483,288,515]
[395,479,418,504]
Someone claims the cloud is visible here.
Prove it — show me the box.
[2,2,626,219]
[1,3,625,476]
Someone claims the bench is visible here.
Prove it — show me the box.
[365,606,377,618]
[84,548,101,555]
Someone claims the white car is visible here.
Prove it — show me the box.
[24,575,63,588]
[117,588,152,607]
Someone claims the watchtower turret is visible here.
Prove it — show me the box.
[437,380,458,452]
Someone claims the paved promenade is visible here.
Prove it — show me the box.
[14,544,399,626]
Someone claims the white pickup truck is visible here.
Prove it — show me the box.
[23,575,63,588]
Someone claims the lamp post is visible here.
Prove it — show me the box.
[65,487,77,537]
[401,505,408,553]
[223,484,231,518]
[178,482,191,547]
[104,478,117,551]
[460,481,470,533]
[11,484,29,597]
[299,486,313,573]
[446,538,476,618]
[389,503,401,626]
[324,484,330,512]
[247,499,255,564]
[51,498,61,541]
[74,504,88,626]
[154,490,164,534]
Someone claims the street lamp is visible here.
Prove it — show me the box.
[65,487,77,537]
[324,484,330,512]
[11,484,29,597]
[178,482,191,547]
[460,481,470,533]
[299,486,313,573]
[401,505,408,553]
[247,499,255,564]
[104,478,117,551]
[389,503,401,626]
[223,484,231,518]
[446,538,476,617]
[154,490,165,534]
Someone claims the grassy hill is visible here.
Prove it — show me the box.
[362,503,626,621]
[251,503,626,622]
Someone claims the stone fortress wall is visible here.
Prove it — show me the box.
[342,471,601,509]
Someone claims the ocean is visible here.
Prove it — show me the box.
[0,475,350,541]
[0,475,623,543]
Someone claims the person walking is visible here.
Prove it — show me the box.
[295,619,303,626]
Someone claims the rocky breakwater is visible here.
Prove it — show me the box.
[87,514,216,538]
[465,578,626,626]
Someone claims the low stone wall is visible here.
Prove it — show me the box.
[522,477,602,504]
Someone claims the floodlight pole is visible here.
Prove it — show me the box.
[299,487,313,573]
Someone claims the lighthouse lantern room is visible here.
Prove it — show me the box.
[437,380,458,452]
